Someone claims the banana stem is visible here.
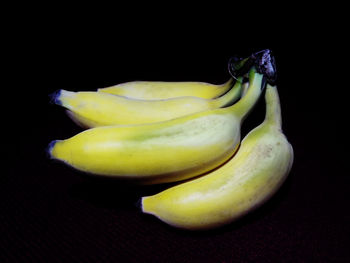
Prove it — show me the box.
[241,82,250,97]
[221,78,234,89]
[228,67,264,120]
[211,77,243,108]
[264,84,282,129]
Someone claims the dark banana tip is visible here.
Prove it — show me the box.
[49,89,62,105]
[228,49,277,85]
[134,198,143,212]
[228,56,254,80]
[46,140,57,159]
[255,49,277,85]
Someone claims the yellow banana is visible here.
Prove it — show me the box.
[51,78,243,127]
[98,79,233,100]
[141,85,294,230]
[47,67,264,184]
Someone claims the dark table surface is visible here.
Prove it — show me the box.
[3,44,348,262]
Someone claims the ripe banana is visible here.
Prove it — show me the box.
[98,79,233,100]
[51,78,243,128]
[47,67,264,184]
[141,85,294,230]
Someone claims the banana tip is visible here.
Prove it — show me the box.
[49,90,62,105]
[46,140,58,159]
[135,198,143,212]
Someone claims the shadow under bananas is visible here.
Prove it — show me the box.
[67,175,179,210]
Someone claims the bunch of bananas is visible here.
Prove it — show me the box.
[47,49,293,230]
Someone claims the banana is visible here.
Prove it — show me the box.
[141,85,294,230]
[47,66,265,184]
[51,78,243,127]
[98,79,233,100]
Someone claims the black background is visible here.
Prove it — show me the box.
[2,28,348,263]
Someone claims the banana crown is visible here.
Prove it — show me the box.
[229,49,276,86]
